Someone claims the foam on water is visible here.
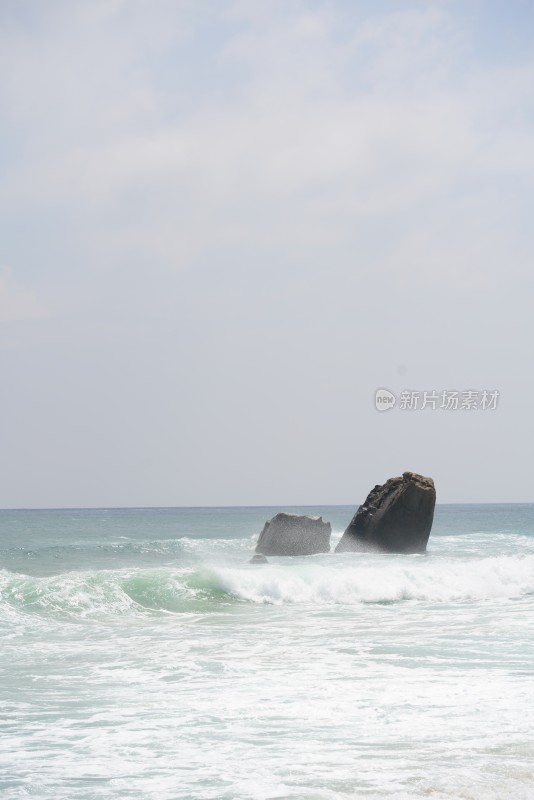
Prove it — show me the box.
[208,553,534,605]
[0,567,213,621]
[2,505,534,800]
[2,552,534,626]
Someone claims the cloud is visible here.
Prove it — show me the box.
[1,2,533,286]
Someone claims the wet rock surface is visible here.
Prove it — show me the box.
[255,513,331,556]
[335,472,436,554]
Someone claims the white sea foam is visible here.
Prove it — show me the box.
[207,554,534,605]
[2,506,534,800]
[2,553,534,622]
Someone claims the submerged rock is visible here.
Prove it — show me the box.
[335,472,436,554]
[255,512,331,556]
[249,553,269,564]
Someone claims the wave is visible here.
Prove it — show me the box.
[0,569,192,621]
[1,553,534,620]
[207,554,534,605]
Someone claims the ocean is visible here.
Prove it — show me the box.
[1,504,534,800]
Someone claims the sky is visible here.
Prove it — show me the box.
[1,0,534,508]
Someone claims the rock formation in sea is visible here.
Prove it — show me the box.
[335,472,436,554]
[255,512,331,556]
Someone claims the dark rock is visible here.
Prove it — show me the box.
[255,512,331,556]
[249,553,269,564]
[335,472,436,554]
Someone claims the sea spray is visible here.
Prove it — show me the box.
[2,553,534,624]
[206,553,534,605]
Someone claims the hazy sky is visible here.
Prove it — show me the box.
[1,0,534,508]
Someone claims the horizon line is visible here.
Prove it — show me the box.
[1,501,534,512]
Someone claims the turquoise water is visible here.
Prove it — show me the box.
[1,505,534,799]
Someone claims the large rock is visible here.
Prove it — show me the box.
[335,472,436,554]
[255,513,331,556]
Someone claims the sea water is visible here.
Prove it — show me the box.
[1,504,534,799]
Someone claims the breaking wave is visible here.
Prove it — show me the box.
[207,554,534,605]
[2,553,534,620]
